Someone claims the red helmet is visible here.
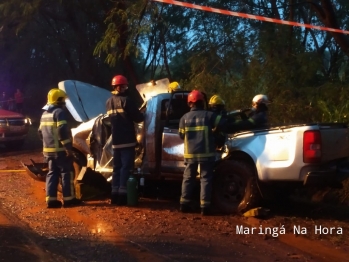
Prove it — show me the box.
[188,90,204,103]
[111,75,128,86]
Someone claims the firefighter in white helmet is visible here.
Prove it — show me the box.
[248,94,270,128]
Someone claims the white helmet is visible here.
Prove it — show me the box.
[252,94,270,105]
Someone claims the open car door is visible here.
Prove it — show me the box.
[160,91,191,175]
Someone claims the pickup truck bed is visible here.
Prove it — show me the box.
[225,123,349,184]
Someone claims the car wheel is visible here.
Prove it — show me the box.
[212,160,262,214]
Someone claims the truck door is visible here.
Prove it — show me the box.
[160,92,190,175]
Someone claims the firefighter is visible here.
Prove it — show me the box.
[168,81,181,93]
[208,94,227,149]
[106,75,144,205]
[248,94,270,128]
[224,94,270,133]
[38,88,81,208]
[208,95,226,115]
[178,90,224,216]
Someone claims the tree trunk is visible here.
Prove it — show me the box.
[308,0,349,57]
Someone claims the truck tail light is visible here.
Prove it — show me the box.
[303,130,321,163]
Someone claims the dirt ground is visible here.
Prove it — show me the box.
[1,125,349,261]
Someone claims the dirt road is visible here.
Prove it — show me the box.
[1,126,349,261]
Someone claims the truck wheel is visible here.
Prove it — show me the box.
[237,176,262,214]
[213,160,261,214]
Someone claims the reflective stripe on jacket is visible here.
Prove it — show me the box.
[106,92,144,148]
[38,106,72,156]
[179,108,222,160]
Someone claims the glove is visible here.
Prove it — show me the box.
[240,108,251,120]
[66,150,74,158]
[139,101,147,112]
[241,108,252,113]
[240,112,248,120]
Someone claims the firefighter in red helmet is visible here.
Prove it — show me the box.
[178,90,224,216]
[106,75,144,205]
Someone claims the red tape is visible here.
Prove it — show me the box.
[152,0,349,35]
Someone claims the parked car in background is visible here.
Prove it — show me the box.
[0,108,31,148]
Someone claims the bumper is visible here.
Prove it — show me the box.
[22,161,47,182]
[304,169,342,188]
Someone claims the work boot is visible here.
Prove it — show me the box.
[179,204,192,213]
[118,194,127,206]
[63,198,82,207]
[201,207,211,216]
[110,194,119,205]
[47,200,62,208]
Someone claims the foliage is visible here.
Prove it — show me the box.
[0,0,349,124]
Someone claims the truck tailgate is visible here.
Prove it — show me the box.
[321,125,349,162]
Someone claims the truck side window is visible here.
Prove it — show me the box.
[170,97,190,120]
[161,99,170,120]
[161,95,190,125]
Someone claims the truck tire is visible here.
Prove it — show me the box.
[213,160,261,214]
[237,176,262,214]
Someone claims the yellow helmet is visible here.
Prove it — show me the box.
[168,81,181,92]
[209,95,225,106]
[47,88,67,105]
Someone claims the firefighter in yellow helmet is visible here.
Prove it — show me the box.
[168,81,181,93]
[38,88,81,208]
[208,95,226,115]
[208,95,228,148]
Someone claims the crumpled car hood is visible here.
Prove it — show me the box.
[58,80,111,122]
[59,79,170,122]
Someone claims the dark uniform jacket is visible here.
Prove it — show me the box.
[248,103,268,128]
[38,105,72,157]
[225,104,269,133]
[179,107,222,161]
[106,92,144,149]
[209,108,228,148]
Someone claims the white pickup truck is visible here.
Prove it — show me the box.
[36,79,349,214]
[215,123,349,213]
